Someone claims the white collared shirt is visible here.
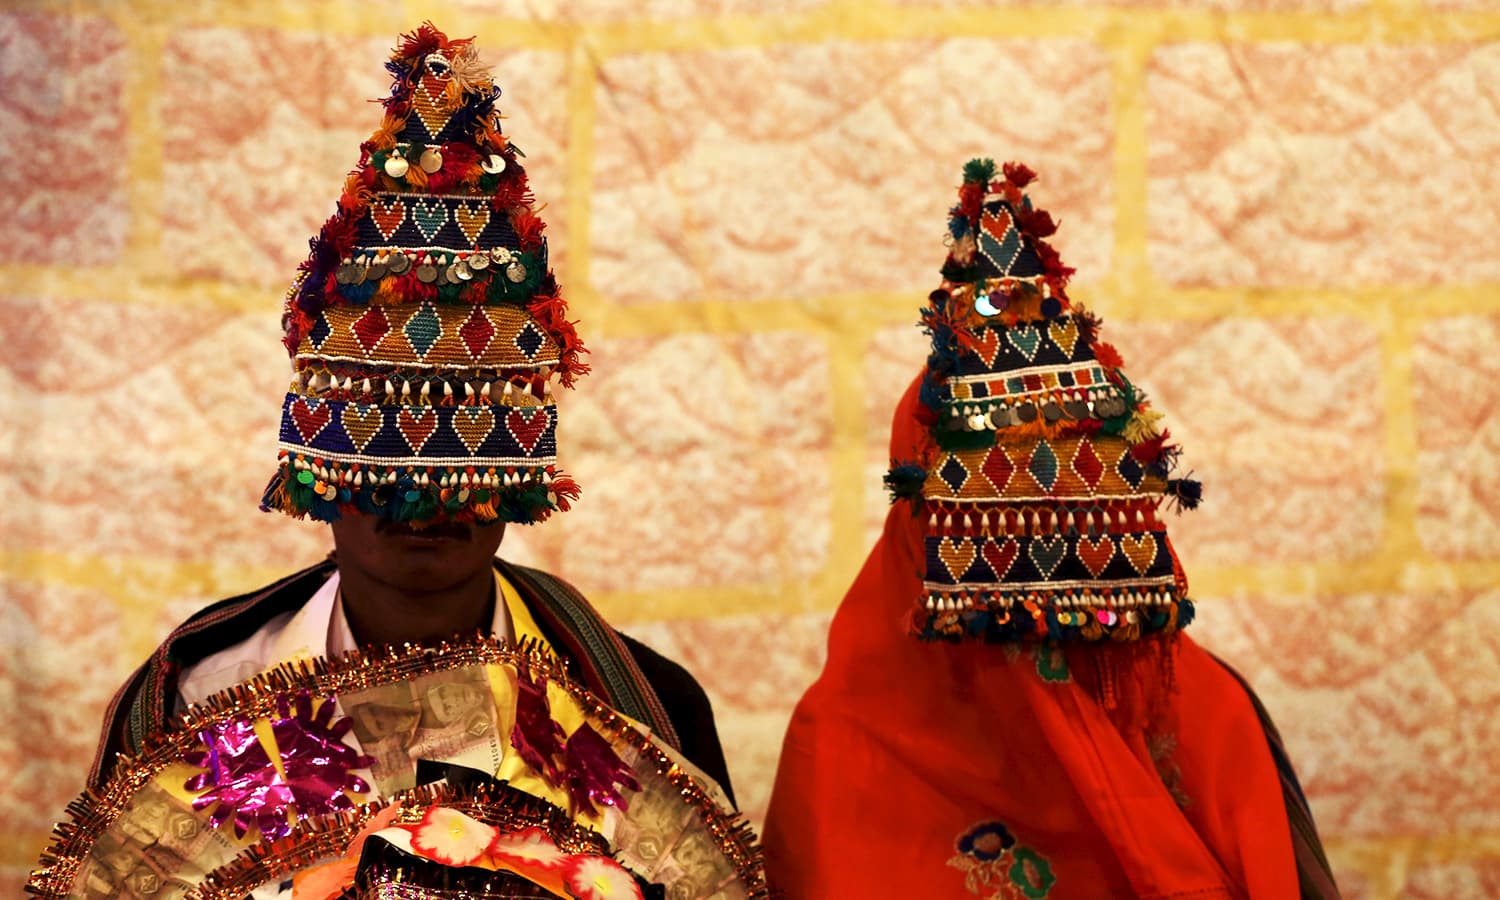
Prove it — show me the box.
[176,570,515,710]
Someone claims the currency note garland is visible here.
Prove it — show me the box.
[27,638,767,899]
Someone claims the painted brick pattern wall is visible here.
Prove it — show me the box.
[1,1,1497,895]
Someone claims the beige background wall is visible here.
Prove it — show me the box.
[2,0,1498,895]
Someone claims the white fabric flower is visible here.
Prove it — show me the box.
[410,807,497,867]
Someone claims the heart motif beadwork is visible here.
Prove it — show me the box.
[453,407,496,454]
[412,199,448,241]
[413,73,454,137]
[397,407,438,453]
[1120,534,1159,574]
[1076,535,1116,578]
[1028,535,1067,578]
[1048,319,1079,358]
[972,328,1002,368]
[454,202,490,246]
[981,540,1019,579]
[937,538,978,583]
[370,199,406,240]
[290,399,332,443]
[1007,325,1042,361]
[341,404,383,452]
[506,408,551,454]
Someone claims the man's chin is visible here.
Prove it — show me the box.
[373,558,479,596]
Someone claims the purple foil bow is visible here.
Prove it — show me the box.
[562,723,641,817]
[510,659,566,781]
[183,691,375,839]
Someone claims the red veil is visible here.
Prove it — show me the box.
[762,378,1325,899]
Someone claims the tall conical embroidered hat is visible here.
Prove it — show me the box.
[263,24,586,526]
[886,159,1201,643]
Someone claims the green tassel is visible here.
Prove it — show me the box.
[963,157,997,185]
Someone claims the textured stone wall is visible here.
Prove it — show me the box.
[2,1,1497,895]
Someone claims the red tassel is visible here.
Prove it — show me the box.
[397,22,447,59]
[490,177,533,213]
[550,475,581,510]
[283,309,313,354]
[1017,206,1058,238]
[1033,240,1075,287]
[526,289,590,387]
[957,182,985,221]
[512,208,547,248]
[1002,161,1037,188]
[1130,430,1171,464]
[408,279,438,304]
[458,280,487,304]
[424,143,481,193]
[1094,342,1124,370]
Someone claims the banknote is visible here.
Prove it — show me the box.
[608,756,743,900]
[341,665,505,796]
[74,782,241,899]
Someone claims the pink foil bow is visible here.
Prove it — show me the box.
[183,691,374,840]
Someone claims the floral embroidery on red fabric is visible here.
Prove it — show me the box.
[948,821,1057,899]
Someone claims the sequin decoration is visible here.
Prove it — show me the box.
[182,691,374,840]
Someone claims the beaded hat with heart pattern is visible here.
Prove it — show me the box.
[262,23,586,526]
[886,159,1202,643]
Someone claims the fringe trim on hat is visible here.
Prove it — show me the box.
[261,454,580,526]
[910,589,1195,645]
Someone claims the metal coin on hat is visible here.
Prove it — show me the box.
[481,154,507,175]
[335,263,358,285]
[1064,400,1091,420]
[454,260,473,281]
[1041,402,1063,423]
[387,252,411,275]
[973,291,1006,317]
[419,148,443,174]
[506,261,527,283]
[1016,403,1038,423]
[468,252,489,270]
[490,248,513,265]
[416,263,439,283]
[365,260,388,281]
[383,154,409,178]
